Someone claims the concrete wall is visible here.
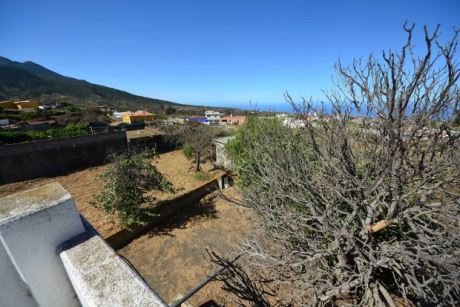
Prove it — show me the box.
[0,243,37,307]
[0,182,168,307]
[213,136,235,171]
[0,131,127,184]
[128,134,178,153]
[60,232,167,307]
[0,183,85,306]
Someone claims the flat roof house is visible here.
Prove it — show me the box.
[122,110,154,124]
[204,110,223,125]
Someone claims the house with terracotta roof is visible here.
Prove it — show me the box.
[221,115,246,126]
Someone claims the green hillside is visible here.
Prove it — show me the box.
[0,56,183,111]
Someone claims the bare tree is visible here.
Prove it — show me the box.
[181,122,216,171]
[227,24,460,305]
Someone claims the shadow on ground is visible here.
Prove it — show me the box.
[146,194,219,237]
[199,300,220,306]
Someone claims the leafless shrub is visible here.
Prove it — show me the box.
[228,24,460,305]
[208,250,274,307]
[163,122,224,171]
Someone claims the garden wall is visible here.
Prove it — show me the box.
[128,134,178,153]
[0,132,127,184]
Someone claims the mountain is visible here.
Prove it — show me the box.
[0,56,184,111]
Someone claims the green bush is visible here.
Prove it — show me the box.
[48,123,89,138]
[182,144,193,160]
[226,116,299,187]
[65,104,82,113]
[0,123,89,144]
[194,171,211,182]
[0,130,48,144]
[19,111,42,121]
[91,149,174,228]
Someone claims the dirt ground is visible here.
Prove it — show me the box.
[126,127,162,139]
[118,187,257,306]
[0,150,220,238]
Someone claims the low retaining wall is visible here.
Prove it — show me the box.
[0,132,127,184]
[106,173,226,250]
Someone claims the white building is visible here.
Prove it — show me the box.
[204,110,223,125]
[283,117,307,128]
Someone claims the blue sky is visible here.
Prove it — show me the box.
[0,0,458,110]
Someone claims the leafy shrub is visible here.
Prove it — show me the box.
[65,104,82,113]
[226,116,296,187]
[194,171,211,182]
[0,130,48,144]
[182,144,193,160]
[91,149,174,228]
[48,123,89,138]
[0,123,89,144]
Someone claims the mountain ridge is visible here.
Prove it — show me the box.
[0,56,196,111]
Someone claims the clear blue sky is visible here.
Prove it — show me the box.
[0,0,458,110]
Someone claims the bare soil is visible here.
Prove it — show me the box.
[126,127,162,139]
[118,187,257,306]
[0,150,219,238]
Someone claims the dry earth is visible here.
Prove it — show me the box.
[0,149,260,305]
[118,187,258,306]
[0,150,220,237]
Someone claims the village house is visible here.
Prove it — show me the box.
[188,116,207,124]
[221,115,246,126]
[204,110,223,125]
[122,110,154,124]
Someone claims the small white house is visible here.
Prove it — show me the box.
[205,110,223,125]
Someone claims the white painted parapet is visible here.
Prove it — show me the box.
[0,183,84,306]
[0,182,168,307]
[0,242,38,307]
[60,231,168,307]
